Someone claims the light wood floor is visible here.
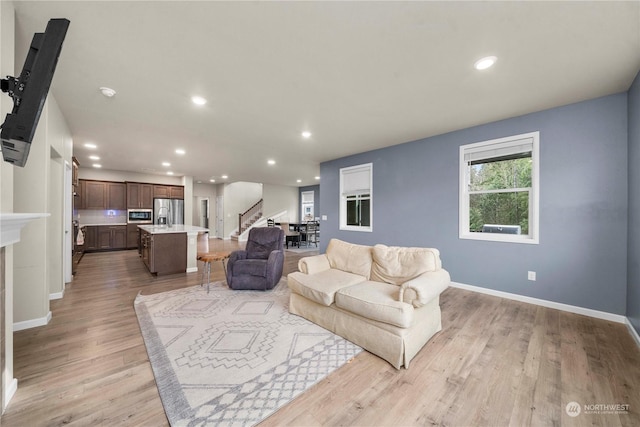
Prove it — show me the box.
[2,240,640,426]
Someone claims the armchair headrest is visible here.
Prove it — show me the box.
[246,227,285,259]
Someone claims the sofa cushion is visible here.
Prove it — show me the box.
[288,269,366,306]
[326,239,373,279]
[335,281,414,328]
[371,244,442,285]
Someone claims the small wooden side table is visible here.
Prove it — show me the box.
[197,251,231,293]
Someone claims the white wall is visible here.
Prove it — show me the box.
[0,0,16,411]
[222,182,262,237]
[192,182,218,233]
[78,168,183,184]
[263,184,299,222]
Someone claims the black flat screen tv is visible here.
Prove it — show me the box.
[0,18,69,167]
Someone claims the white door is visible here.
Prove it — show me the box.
[216,196,224,238]
[200,198,209,229]
[64,161,72,283]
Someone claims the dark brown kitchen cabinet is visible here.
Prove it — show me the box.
[139,229,186,275]
[127,224,140,249]
[127,182,153,209]
[97,226,112,249]
[80,180,127,210]
[84,225,126,251]
[107,183,126,210]
[170,186,184,199]
[83,180,106,209]
[75,179,86,209]
[153,185,170,198]
[84,226,98,250]
[153,185,184,199]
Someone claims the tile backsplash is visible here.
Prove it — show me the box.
[78,209,127,225]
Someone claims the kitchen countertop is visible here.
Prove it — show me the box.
[137,225,209,234]
[79,223,128,227]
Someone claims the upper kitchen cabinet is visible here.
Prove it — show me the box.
[76,179,86,209]
[153,185,184,199]
[127,182,153,208]
[72,157,79,187]
[107,182,126,210]
[170,186,184,199]
[83,180,106,209]
[80,180,127,210]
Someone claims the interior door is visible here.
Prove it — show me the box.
[200,198,209,229]
[216,196,223,238]
[64,161,72,283]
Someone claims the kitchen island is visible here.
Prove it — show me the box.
[138,225,208,275]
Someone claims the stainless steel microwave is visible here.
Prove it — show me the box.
[127,209,153,223]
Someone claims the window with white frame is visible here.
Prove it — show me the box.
[340,163,372,232]
[459,131,539,244]
[301,191,314,221]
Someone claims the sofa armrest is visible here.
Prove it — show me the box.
[398,269,450,308]
[297,254,331,275]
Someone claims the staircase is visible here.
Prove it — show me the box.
[231,199,263,241]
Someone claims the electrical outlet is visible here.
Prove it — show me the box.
[527,271,536,281]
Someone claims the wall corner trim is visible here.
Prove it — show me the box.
[49,290,64,300]
[449,281,627,324]
[625,318,640,349]
[13,311,52,332]
[3,378,18,413]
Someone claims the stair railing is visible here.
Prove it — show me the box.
[238,199,263,235]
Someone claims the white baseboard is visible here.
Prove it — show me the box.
[626,318,640,348]
[13,311,52,331]
[3,378,17,413]
[49,290,64,300]
[449,282,627,324]
[186,267,198,273]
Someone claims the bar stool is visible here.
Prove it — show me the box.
[197,251,231,293]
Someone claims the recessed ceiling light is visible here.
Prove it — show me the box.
[84,143,97,149]
[99,87,116,97]
[267,159,276,165]
[315,176,320,180]
[301,131,312,139]
[162,162,171,167]
[221,175,228,179]
[474,56,497,70]
[167,171,174,175]
[296,179,302,183]
[92,163,102,168]
[209,179,216,183]
[191,96,207,106]
[175,149,186,155]
[197,180,202,184]
[89,155,100,160]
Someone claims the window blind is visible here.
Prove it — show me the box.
[342,166,371,195]
[464,137,533,163]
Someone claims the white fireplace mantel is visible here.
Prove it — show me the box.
[0,213,50,247]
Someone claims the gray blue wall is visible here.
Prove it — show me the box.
[320,93,629,315]
[628,71,640,334]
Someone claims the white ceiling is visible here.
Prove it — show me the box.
[11,1,640,187]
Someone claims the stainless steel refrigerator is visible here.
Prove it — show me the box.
[153,198,184,226]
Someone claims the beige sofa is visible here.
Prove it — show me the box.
[287,238,450,369]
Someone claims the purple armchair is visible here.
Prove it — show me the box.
[226,227,285,290]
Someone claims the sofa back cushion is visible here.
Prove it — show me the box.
[326,238,372,279]
[371,244,442,285]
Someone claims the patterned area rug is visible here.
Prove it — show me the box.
[134,278,362,426]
